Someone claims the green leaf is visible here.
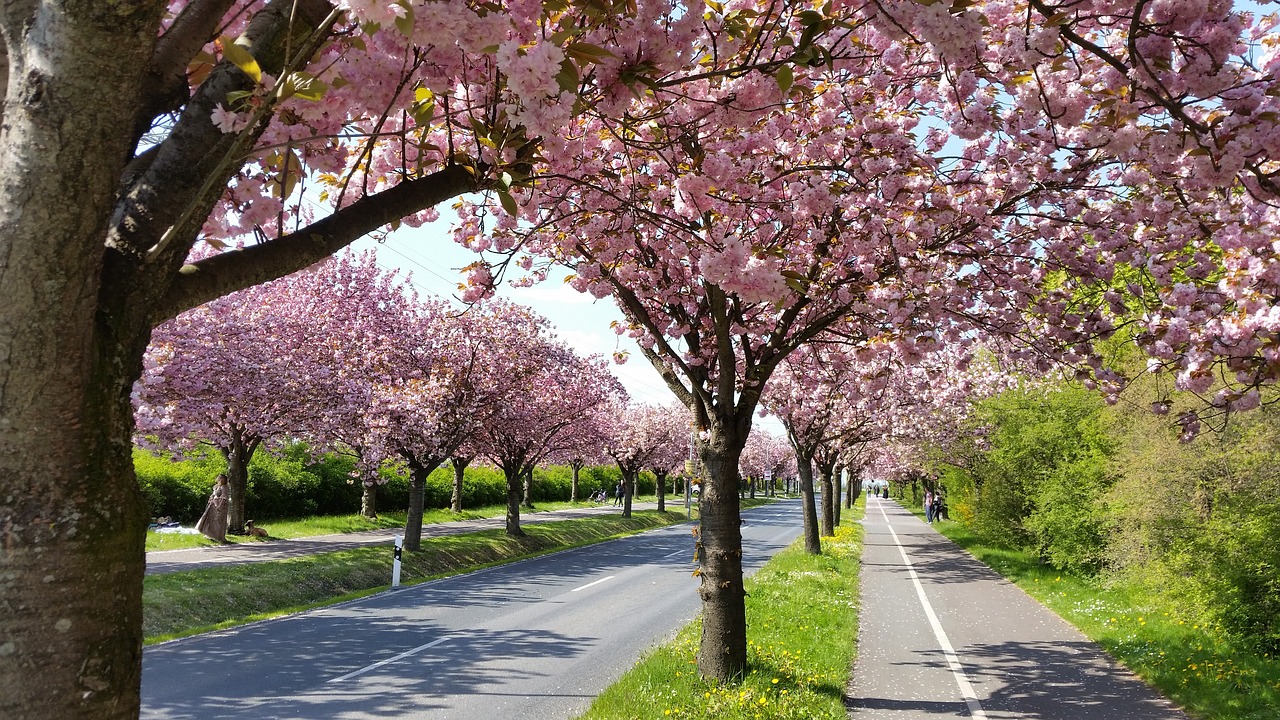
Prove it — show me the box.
[555,58,579,93]
[498,190,518,216]
[566,42,617,64]
[776,64,794,95]
[797,10,824,26]
[394,1,415,35]
[220,36,262,84]
[280,72,328,102]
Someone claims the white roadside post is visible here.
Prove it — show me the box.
[392,535,403,588]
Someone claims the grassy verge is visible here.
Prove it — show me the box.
[934,521,1280,720]
[577,502,864,720]
[144,509,689,643]
[145,497,676,551]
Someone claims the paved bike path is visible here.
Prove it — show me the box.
[146,501,678,575]
[848,495,1189,719]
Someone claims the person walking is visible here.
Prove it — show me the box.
[613,481,624,506]
[924,490,935,524]
[196,474,231,543]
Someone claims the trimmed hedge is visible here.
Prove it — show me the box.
[134,443,662,521]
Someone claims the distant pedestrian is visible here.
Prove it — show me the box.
[613,481,624,506]
[934,494,948,521]
[196,474,230,543]
[924,491,935,524]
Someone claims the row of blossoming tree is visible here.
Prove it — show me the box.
[3,0,1279,714]
[134,251,644,549]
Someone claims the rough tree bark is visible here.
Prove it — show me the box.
[569,458,584,502]
[402,454,447,551]
[360,481,378,519]
[654,469,668,512]
[694,428,749,680]
[218,426,261,534]
[792,452,823,555]
[503,460,527,537]
[450,455,471,513]
[521,466,535,509]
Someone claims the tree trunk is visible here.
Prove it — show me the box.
[220,428,261,535]
[570,460,582,502]
[621,469,635,518]
[522,466,535,509]
[794,453,822,555]
[694,432,749,681]
[504,464,525,537]
[0,7,167,715]
[404,462,428,552]
[402,455,446,551]
[450,455,470,513]
[655,469,667,512]
[819,465,835,537]
[360,481,378,518]
[832,464,843,527]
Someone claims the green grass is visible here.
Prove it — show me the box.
[576,503,863,720]
[145,497,681,551]
[144,509,692,643]
[934,521,1280,720]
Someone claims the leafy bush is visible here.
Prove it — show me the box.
[134,448,222,522]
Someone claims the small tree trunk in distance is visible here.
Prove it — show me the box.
[221,428,261,534]
[450,455,470,513]
[522,466,535,509]
[504,463,525,537]
[360,481,378,518]
[655,469,667,512]
[832,464,843,526]
[819,465,835,537]
[570,459,583,502]
[404,462,428,552]
[403,455,447,551]
[621,469,635,518]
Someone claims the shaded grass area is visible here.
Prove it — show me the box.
[935,521,1280,720]
[144,510,688,643]
[577,504,864,720]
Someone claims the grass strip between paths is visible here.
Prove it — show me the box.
[932,520,1280,720]
[145,497,677,551]
[144,509,692,643]
[576,502,865,720]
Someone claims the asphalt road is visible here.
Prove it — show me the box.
[848,496,1189,719]
[141,499,803,719]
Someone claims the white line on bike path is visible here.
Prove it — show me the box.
[876,502,989,720]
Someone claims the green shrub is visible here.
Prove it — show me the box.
[135,443,631,521]
[133,448,222,522]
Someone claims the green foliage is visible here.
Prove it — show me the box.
[1107,397,1280,653]
[133,448,224,522]
[135,444,634,521]
[947,383,1115,572]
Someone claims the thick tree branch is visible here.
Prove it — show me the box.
[109,0,334,261]
[132,0,239,145]
[154,163,482,323]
